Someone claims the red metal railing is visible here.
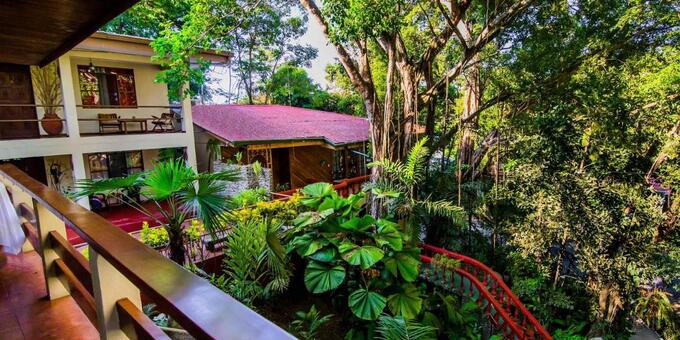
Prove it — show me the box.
[420,244,552,340]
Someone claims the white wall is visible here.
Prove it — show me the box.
[68,55,173,134]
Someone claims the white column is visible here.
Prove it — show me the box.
[57,54,81,139]
[182,84,198,170]
[71,153,91,209]
[33,199,70,300]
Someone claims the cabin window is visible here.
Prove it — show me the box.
[78,66,137,107]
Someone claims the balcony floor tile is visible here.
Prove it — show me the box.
[0,251,98,339]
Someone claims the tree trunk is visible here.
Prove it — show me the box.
[167,226,186,265]
[458,57,481,170]
[398,63,418,160]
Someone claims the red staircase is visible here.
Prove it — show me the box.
[420,244,552,340]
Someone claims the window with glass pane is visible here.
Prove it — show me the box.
[77,66,137,107]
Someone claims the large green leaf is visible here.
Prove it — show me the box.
[300,182,334,207]
[291,234,328,256]
[384,252,420,282]
[340,215,376,232]
[339,243,384,269]
[387,284,423,319]
[304,261,346,294]
[308,247,338,262]
[292,209,333,228]
[374,219,403,251]
[348,288,386,320]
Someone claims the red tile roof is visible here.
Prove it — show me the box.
[192,104,369,146]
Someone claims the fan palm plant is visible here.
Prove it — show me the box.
[368,137,466,242]
[73,158,238,264]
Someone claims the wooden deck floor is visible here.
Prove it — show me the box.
[0,251,97,340]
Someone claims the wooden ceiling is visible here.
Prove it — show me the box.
[0,0,140,66]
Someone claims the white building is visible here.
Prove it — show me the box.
[0,32,230,208]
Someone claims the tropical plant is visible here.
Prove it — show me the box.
[30,62,62,116]
[140,221,170,248]
[422,292,483,340]
[288,304,333,340]
[229,193,302,225]
[368,137,466,241]
[287,183,422,324]
[375,315,437,340]
[635,289,678,339]
[231,187,268,208]
[221,218,290,306]
[73,158,238,264]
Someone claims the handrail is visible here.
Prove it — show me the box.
[0,164,292,339]
[420,243,552,340]
[420,255,524,338]
[275,174,370,198]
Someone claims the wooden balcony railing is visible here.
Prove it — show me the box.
[0,163,292,340]
[273,174,371,199]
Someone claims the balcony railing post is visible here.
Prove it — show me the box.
[90,248,142,340]
[33,199,71,300]
[3,182,36,252]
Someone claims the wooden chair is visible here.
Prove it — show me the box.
[151,112,175,132]
[97,113,122,133]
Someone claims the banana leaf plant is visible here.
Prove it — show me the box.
[287,182,422,322]
[73,158,238,265]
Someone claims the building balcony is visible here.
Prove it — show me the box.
[0,104,68,140]
[77,105,186,137]
[0,164,292,339]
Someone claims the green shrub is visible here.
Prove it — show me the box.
[140,221,169,248]
[287,182,422,324]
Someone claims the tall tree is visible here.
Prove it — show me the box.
[299,0,533,171]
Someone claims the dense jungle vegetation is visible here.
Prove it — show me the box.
[101,0,679,338]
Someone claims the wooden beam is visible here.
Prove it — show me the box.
[38,0,142,67]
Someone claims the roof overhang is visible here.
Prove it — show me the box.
[0,0,141,66]
[200,130,367,151]
[75,32,231,64]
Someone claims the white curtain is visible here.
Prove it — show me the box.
[0,182,25,255]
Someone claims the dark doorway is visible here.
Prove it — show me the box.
[0,157,47,184]
[0,63,39,139]
[272,148,291,190]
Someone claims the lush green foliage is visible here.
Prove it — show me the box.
[73,158,238,264]
[287,183,422,324]
[140,221,170,248]
[288,305,334,340]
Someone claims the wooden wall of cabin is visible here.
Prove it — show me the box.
[290,146,333,188]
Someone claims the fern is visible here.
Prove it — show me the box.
[417,199,466,225]
[403,137,429,187]
[375,315,437,340]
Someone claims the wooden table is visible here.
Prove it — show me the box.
[120,118,147,133]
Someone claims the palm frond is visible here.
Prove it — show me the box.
[71,173,143,198]
[141,158,196,200]
[198,167,241,182]
[179,177,230,236]
[376,315,437,340]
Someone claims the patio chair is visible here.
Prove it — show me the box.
[97,113,122,133]
[151,112,175,132]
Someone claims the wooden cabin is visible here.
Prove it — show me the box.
[193,104,370,190]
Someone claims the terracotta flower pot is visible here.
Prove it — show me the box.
[41,112,63,135]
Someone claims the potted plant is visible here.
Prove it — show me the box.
[31,62,63,135]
